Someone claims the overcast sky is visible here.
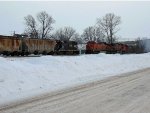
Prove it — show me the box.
[0,1,150,39]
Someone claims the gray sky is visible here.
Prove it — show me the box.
[0,1,150,39]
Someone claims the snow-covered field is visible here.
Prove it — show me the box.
[0,53,150,106]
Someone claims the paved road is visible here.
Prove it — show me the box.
[1,68,150,113]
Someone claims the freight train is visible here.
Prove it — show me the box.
[0,35,128,56]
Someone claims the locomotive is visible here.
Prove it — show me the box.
[54,40,79,55]
[85,41,128,54]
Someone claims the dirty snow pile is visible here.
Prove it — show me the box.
[0,53,150,106]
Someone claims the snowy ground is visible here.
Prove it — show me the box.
[0,53,150,106]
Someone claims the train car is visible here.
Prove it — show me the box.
[114,43,123,53]
[24,38,56,55]
[114,43,129,53]
[121,44,129,53]
[0,35,22,55]
[103,43,117,54]
[23,38,39,55]
[54,40,79,55]
[94,42,107,53]
[43,39,57,55]
[86,41,108,54]
[0,35,56,56]
[85,41,129,54]
[85,41,96,54]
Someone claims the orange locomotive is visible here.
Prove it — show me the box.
[86,41,128,54]
[86,41,108,54]
[114,43,128,53]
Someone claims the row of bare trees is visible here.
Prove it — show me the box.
[24,11,121,44]
[24,11,55,39]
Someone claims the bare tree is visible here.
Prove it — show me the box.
[37,11,55,39]
[81,26,105,42]
[71,33,83,43]
[82,26,95,42]
[53,27,77,41]
[24,15,38,38]
[24,11,55,38]
[95,26,105,42]
[97,13,121,44]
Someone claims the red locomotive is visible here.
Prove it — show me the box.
[86,41,128,54]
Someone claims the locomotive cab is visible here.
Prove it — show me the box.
[54,40,79,55]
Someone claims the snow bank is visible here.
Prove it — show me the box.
[0,53,150,106]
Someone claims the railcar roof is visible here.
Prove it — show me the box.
[0,35,55,41]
